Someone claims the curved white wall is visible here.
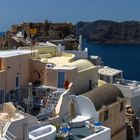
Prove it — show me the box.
[76,95,99,121]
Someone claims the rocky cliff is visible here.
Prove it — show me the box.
[76,20,140,44]
[11,21,75,42]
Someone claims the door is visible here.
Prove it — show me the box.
[58,72,65,88]
[16,74,20,102]
[89,80,92,90]
[16,74,20,88]
[0,89,5,104]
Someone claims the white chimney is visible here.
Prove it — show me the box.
[78,35,82,51]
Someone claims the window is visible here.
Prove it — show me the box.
[104,110,109,121]
[0,89,5,104]
[32,90,36,96]
[99,74,104,80]
[0,59,1,70]
[58,71,65,88]
[113,73,122,79]
[15,88,20,102]
[89,80,92,90]
[120,102,124,112]
[16,74,20,88]
[99,74,111,83]
[104,76,111,83]
[9,90,16,102]
[15,74,20,102]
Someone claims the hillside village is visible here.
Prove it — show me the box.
[0,21,139,140]
[0,21,77,50]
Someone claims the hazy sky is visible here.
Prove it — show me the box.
[0,0,140,31]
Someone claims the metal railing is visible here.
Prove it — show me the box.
[113,78,140,87]
[0,121,16,140]
[5,130,16,140]
[2,121,11,136]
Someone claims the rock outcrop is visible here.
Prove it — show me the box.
[76,20,140,44]
[0,21,76,49]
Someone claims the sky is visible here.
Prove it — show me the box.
[0,0,140,31]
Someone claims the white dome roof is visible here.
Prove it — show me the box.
[67,59,95,71]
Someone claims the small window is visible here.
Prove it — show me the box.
[58,71,65,88]
[16,74,20,88]
[0,59,2,70]
[120,102,124,112]
[0,89,5,104]
[15,88,20,102]
[89,80,92,90]
[33,91,36,96]
[104,110,109,121]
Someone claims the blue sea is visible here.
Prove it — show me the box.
[83,41,140,81]
[0,32,4,37]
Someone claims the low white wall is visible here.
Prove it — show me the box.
[82,126,111,140]
[76,95,99,122]
[29,125,56,140]
[65,49,88,59]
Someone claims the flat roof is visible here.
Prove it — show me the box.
[98,66,122,76]
[0,50,35,58]
[48,56,71,66]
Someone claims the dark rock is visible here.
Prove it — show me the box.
[76,20,140,45]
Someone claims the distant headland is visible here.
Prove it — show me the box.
[1,20,140,49]
[76,20,140,45]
